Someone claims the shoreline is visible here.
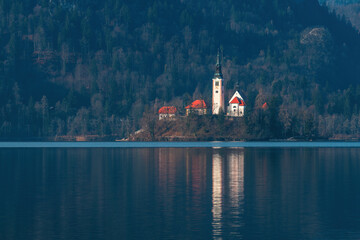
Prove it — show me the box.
[1,141,360,149]
[0,136,359,142]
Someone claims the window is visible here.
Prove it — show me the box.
[215,81,219,86]
[216,91,218,93]
[233,106,236,108]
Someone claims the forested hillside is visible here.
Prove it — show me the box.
[1,0,360,140]
[320,0,360,30]
[337,7,360,30]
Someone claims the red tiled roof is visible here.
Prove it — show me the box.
[230,97,246,106]
[185,100,207,109]
[262,102,268,109]
[158,106,177,114]
[230,97,240,104]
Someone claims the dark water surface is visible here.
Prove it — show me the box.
[1,147,360,239]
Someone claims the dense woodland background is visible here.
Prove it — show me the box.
[321,0,360,31]
[1,0,360,140]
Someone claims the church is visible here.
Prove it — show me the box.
[212,50,245,117]
[158,50,245,119]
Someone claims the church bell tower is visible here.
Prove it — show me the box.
[212,49,225,115]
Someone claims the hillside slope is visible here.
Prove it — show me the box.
[320,0,360,30]
[1,0,360,140]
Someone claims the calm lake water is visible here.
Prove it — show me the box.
[1,143,360,239]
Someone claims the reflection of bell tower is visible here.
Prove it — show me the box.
[212,49,225,115]
[212,152,223,237]
[211,148,245,237]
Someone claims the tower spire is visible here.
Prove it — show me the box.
[214,48,223,78]
[212,48,225,115]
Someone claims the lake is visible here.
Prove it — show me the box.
[1,143,360,239]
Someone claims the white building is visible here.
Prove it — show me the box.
[185,100,207,116]
[210,50,246,117]
[227,91,246,117]
[212,50,225,115]
[158,106,177,120]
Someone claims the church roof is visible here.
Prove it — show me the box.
[185,100,207,109]
[229,91,245,104]
[158,106,177,114]
[230,97,240,104]
[230,97,246,106]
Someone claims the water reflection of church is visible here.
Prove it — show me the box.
[212,148,244,237]
[156,147,245,237]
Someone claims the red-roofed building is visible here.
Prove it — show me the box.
[262,102,268,110]
[185,100,207,116]
[227,91,246,117]
[158,106,177,120]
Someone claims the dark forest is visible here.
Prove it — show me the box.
[1,0,360,140]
